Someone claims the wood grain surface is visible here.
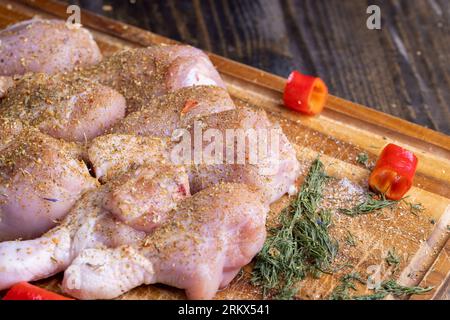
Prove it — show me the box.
[1,0,449,300]
[63,0,450,135]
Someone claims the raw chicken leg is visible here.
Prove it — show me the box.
[0,164,189,290]
[62,183,268,300]
[0,186,145,290]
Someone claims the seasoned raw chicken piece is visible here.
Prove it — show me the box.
[0,19,101,76]
[88,134,171,182]
[113,86,235,137]
[80,46,226,113]
[104,165,190,232]
[0,186,146,290]
[179,105,300,204]
[0,73,126,142]
[62,183,268,300]
[0,162,191,291]
[0,128,98,241]
[63,245,154,300]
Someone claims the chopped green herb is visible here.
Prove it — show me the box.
[353,280,433,300]
[329,274,433,300]
[356,152,369,166]
[385,249,401,269]
[339,194,399,217]
[404,201,425,215]
[344,230,357,247]
[251,159,338,299]
[329,272,365,300]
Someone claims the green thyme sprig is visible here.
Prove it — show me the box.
[251,159,338,299]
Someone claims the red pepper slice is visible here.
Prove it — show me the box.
[283,70,328,115]
[2,282,73,300]
[181,99,199,114]
[369,143,418,200]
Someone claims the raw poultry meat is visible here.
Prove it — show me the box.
[113,85,235,137]
[104,165,190,232]
[0,166,189,291]
[0,29,301,299]
[0,186,146,290]
[113,94,300,204]
[62,183,268,300]
[0,126,98,241]
[0,73,126,142]
[0,19,101,76]
[79,46,226,113]
[87,134,171,182]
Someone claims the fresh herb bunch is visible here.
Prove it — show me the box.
[251,159,338,299]
[339,193,399,217]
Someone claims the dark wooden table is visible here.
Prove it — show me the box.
[65,0,450,135]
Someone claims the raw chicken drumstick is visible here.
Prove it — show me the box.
[0,126,98,241]
[0,186,145,290]
[0,19,101,76]
[62,183,268,300]
[0,165,190,290]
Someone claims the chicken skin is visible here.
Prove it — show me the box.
[0,19,101,76]
[181,105,300,204]
[0,128,98,241]
[0,73,126,142]
[62,183,268,300]
[114,100,300,204]
[88,134,171,182]
[104,165,190,232]
[79,46,226,114]
[113,86,235,137]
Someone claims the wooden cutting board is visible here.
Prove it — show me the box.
[1,0,449,300]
